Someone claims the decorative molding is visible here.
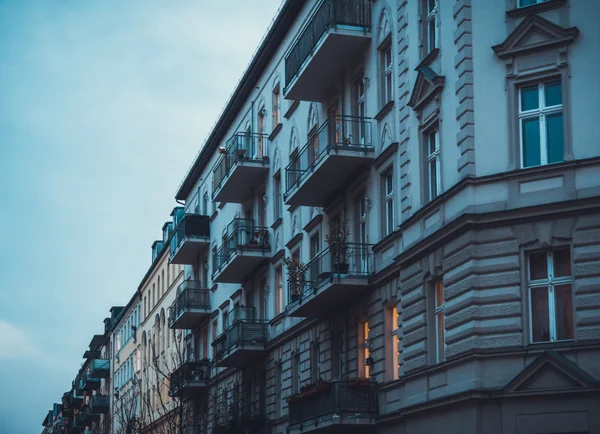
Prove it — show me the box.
[218,300,231,311]
[407,67,445,111]
[492,14,579,59]
[373,142,398,171]
[303,214,323,233]
[285,232,303,250]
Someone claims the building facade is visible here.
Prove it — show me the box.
[43,0,600,433]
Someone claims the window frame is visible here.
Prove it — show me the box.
[518,80,564,168]
[518,0,549,7]
[272,83,281,128]
[424,0,439,56]
[274,264,283,316]
[382,168,395,236]
[527,248,574,344]
[425,128,441,202]
[391,306,400,380]
[433,280,445,364]
[378,37,393,108]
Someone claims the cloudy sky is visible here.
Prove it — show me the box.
[0,1,281,432]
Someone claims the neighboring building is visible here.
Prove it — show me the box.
[42,0,600,433]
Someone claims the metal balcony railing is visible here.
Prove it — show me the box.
[287,380,378,429]
[212,219,270,277]
[169,281,211,326]
[285,115,372,199]
[89,395,109,413]
[169,213,210,259]
[212,307,268,362]
[288,242,374,307]
[89,359,110,377]
[169,359,211,396]
[214,386,267,433]
[285,0,371,89]
[213,132,269,197]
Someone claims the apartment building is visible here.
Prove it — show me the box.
[167,0,600,433]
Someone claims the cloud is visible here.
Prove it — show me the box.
[0,320,41,360]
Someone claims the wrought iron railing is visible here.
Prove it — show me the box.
[212,307,268,363]
[213,132,269,197]
[89,359,110,377]
[285,115,372,199]
[285,0,371,88]
[89,395,110,413]
[169,281,211,327]
[169,213,211,259]
[214,385,267,433]
[169,359,211,396]
[212,219,270,277]
[287,380,378,428]
[288,242,374,308]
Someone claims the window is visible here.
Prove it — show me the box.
[358,321,371,378]
[518,0,549,7]
[273,172,282,221]
[434,281,445,363]
[292,352,301,394]
[212,319,218,342]
[202,191,208,215]
[258,109,266,158]
[424,0,438,54]
[390,306,400,380]
[275,362,282,418]
[380,43,393,106]
[355,195,369,274]
[272,84,281,128]
[222,310,229,331]
[382,169,394,236]
[274,264,283,316]
[310,341,320,383]
[426,129,441,201]
[519,80,563,168]
[528,248,573,343]
[353,76,367,143]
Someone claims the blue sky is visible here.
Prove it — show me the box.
[0,1,281,432]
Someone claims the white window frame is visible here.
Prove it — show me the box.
[426,129,441,201]
[518,80,563,168]
[518,0,549,8]
[272,84,281,128]
[528,249,573,343]
[383,170,394,236]
[434,281,445,363]
[380,43,393,107]
[425,0,439,54]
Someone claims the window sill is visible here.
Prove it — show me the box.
[416,48,439,70]
[269,123,283,141]
[284,100,300,119]
[374,100,394,122]
[271,216,283,230]
[506,0,566,18]
[209,210,218,222]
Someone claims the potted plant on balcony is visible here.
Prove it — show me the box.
[283,255,304,303]
[326,216,351,274]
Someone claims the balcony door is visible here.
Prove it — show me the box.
[257,112,265,159]
[352,75,366,145]
[307,106,319,166]
[355,195,368,274]
[309,231,321,284]
[328,100,340,149]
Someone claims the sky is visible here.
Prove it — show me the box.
[0,1,282,432]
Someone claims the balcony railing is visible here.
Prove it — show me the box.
[169,281,211,329]
[212,307,268,366]
[285,0,371,92]
[80,371,101,390]
[288,242,374,307]
[169,213,210,263]
[214,388,267,434]
[213,132,269,199]
[89,395,110,414]
[285,116,373,206]
[169,359,211,397]
[89,359,110,378]
[287,380,378,432]
[212,219,270,282]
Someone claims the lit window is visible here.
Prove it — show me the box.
[358,321,371,378]
[518,0,549,7]
[426,129,441,201]
[434,281,445,363]
[383,170,394,236]
[425,0,438,54]
[528,249,573,343]
[391,306,400,380]
[364,321,371,378]
[519,80,564,168]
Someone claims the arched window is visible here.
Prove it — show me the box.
[378,10,393,109]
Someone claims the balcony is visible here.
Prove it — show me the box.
[287,380,378,434]
[75,407,98,427]
[169,281,211,329]
[287,242,374,318]
[212,307,268,368]
[214,389,266,434]
[284,116,374,207]
[80,371,101,391]
[88,395,110,414]
[212,219,270,284]
[89,334,108,347]
[83,349,100,359]
[169,213,211,264]
[89,359,110,378]
[62,390,83,409]
[169,359,211,398]
[284,0,371,101]
[212,132,270,204]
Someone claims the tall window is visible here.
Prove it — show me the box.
[309,231,320,281]
[519,80,563,168]
[274,265,283,316]
[383,169,394,236]
[426,129,441,201]
[202,192,208,215]
[292,352,301,394]
[358,321,371,378]
[425,0,438,54]
[275,362,282,418]
[272,84,281,128]
[380,44,393,106]
[528,248,573,343]
[355,195,368,274]
[434,281,445,363]
[353,76,367,144]
[258,110,266,158]
[391,306,400,380]
[310,341,320,383]
[273,173,282,221]
[518,0,549,7]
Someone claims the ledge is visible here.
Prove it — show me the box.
[209,210,218,222]
[415,48,439,71]
[285,233,303,250]
[269,123,283,141]
[373,142,398,170]
[269,311,287,326]
[374,100,394,122]
[303,214,323,233]
[506,0,566,18]
[271,217,283,231]
[270,248,285,264]
[284,100,300,119]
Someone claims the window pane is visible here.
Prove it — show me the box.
[428,131,437,155]
[546,113,564,164]
[428,0,436,14]
[555,284,574,340]
[529,252,548,280]
[428,19,436,52]
[531,286,550,342]
[519,0,537,6]
[522,117,541,167]
[436,313,444,361]
[429,160,438,199]
[521,85,539,111]
[544,81,562,107]
[553,249,571,277]
[435,282,444,308]
[386,174,393,194]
